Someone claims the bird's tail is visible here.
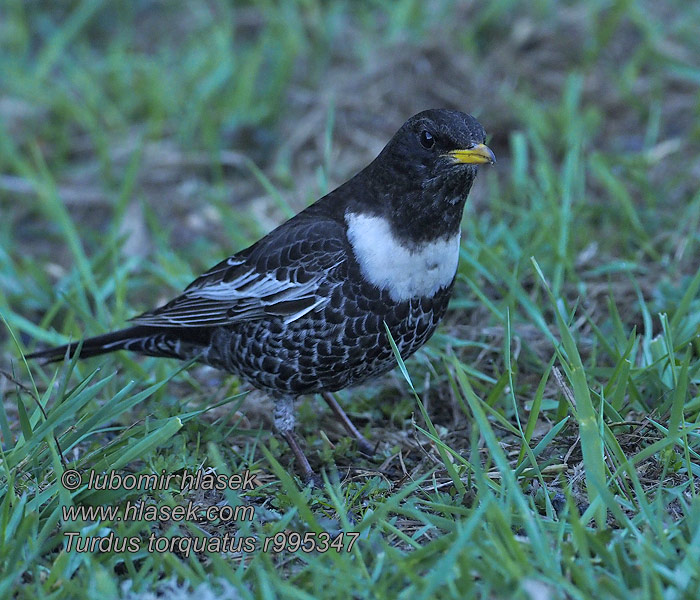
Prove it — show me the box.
[25,326,160,364]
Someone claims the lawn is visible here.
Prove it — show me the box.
[1,1,700,598]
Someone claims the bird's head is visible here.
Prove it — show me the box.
[364,108,495,244]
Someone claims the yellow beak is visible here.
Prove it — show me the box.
[447,143,496,165]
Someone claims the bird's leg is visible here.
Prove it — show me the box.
[274,396,317,484]
[321,391,375,456]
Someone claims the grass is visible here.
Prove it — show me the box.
[2,0,700,598]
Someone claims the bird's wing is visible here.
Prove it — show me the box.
[130,218,347,328]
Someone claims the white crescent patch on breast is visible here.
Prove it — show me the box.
[345,212,460,303]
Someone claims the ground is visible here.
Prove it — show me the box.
[1,1,700,599]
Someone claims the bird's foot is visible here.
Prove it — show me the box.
[321,392,376,457]
[356,437,377,457]
[302,471,324,488]
[279,429,320,487]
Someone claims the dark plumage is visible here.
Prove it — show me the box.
[27,109,495,483]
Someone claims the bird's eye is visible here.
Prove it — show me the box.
[419,130,435,149]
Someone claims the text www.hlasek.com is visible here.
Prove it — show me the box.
[62,500,253,524]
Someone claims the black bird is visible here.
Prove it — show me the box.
[27,109,495,483]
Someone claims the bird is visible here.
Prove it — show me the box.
[27,108,495,484]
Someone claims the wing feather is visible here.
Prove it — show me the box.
[130,217,347,328]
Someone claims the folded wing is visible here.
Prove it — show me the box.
[130,217,347,328]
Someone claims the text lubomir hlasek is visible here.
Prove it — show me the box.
[84,468,259,492]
